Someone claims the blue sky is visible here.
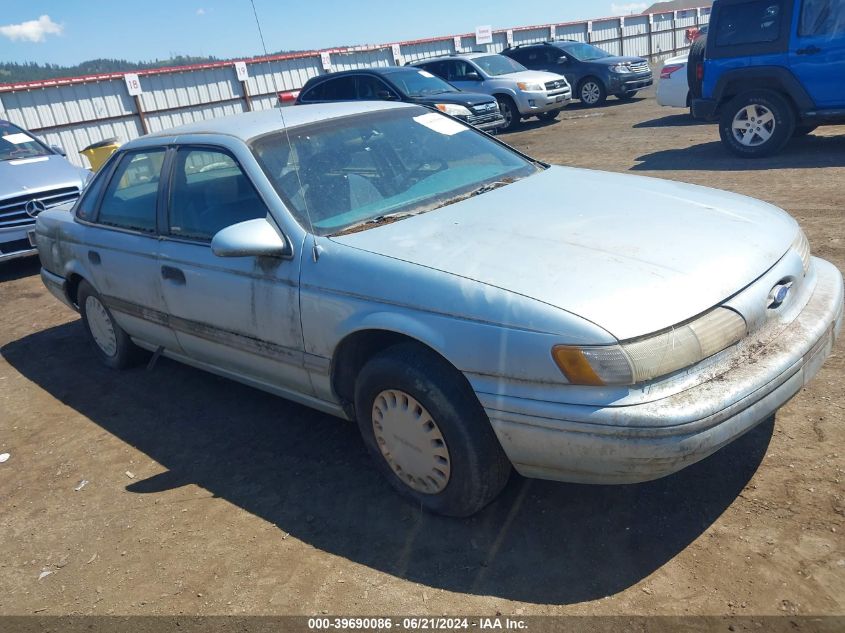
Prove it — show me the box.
[0,1,650,65]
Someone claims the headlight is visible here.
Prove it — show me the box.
[792,230,811,275]
[435,103,472,117]
[516,82,545,91]
[610,64,633,74]
[552,307,747,386]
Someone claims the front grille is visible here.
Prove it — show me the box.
[544,80,567,91]
[0,187,80,229]
[472,102,499,114]
[629,61,650,74]
[467,112,504,126]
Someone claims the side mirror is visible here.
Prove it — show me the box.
[51,145,67,156]
[465,71,482,81]
[211,218,290,258]
[376,90,398,100]
[556,56,569,65]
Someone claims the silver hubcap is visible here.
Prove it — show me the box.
[85,295,117,357]
[732,104,775,147]
[581,82,601,104]
[371,389,451,494]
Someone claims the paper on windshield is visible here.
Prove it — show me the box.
[2,133,32,145]
[413,112,466,136]
[418,70,435,78]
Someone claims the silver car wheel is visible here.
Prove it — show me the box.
[85,295,117,357]
[581,81,601,105]
[371,389,451,494]
[732,104,775,147]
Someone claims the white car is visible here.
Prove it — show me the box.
[657,54,689,109]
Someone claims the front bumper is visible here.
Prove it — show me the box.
[0,224,37,263]
[481,258,844,485]
[465,113,507,131]
[514,89,572,116]
[609,73,653,94]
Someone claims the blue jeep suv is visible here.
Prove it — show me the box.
[691,0,845,157]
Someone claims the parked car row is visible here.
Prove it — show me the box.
[294,41,653,131]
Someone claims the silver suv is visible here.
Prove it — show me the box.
[412,53,572,131]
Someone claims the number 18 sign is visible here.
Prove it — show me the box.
[124,74,142,96]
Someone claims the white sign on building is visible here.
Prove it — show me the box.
[124,74,142,96]
[475,25,493,45]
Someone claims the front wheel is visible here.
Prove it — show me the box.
[578,78,607,107]
[495,96,521,131]
[537,109,561,122]
[719,90,795,158]
[354,343,512,517]
[78,280,146,369]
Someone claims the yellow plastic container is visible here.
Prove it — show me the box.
[79,137,121,171]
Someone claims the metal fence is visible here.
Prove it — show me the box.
[0,7,710,168]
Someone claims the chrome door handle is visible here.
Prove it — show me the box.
[161,265,186,285]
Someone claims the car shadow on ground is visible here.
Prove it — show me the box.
[632,133,845,171]
[0,256,40,284]
[1,321,774,605]
[633,113,711,128]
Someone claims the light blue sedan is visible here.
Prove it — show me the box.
[33,102,843,516]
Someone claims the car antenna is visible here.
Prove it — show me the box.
[249,0,321,260]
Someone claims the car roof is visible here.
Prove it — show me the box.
[139,101,413,143]
[414,52,497,62]
[307,66,423,80]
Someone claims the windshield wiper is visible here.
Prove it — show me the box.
[331,212,417,236]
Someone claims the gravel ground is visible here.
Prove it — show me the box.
[0,89,843,619]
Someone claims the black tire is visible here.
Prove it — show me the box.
[617,90,638,100]
[718,90,796,158]
[354,343,512,517]
[495,96,521,131]
[687,35,707,100]
[794,125,818,137]
[577,77,607,107]
[537,109,561,122]
[77,280,146,369]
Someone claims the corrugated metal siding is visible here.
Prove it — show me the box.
[0,7,709,167]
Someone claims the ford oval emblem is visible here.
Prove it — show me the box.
[768,283,791,309]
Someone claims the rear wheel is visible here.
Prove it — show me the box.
[354,343,512,517]
[719,90,795,158]
[578,78,607,107]
[495,96,521,131]
[78,280,146,369]
[537,109,561,122]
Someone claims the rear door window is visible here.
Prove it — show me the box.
[301,76,357,101]
[96,149,165,233]
[714,1,784,46]
[800,0,845,35]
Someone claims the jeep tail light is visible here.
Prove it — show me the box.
[660,64,685,79]
[696,62,704,82]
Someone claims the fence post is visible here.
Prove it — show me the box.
[619,17,625,56]
[647,14,654,60]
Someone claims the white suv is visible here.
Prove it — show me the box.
[412,53,572,131]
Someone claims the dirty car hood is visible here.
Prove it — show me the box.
[331,167,797,340]
[0,155,88,198]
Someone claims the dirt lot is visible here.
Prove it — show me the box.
[0,91,843,619]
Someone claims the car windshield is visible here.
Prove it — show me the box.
[472,55,526,76]
[0,121,52,161]
[561,42,612,61]
[251,107,540,236]
[389,69,457,97]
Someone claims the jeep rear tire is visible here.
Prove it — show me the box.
[687,36,707,100]
[719,90,795,158]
